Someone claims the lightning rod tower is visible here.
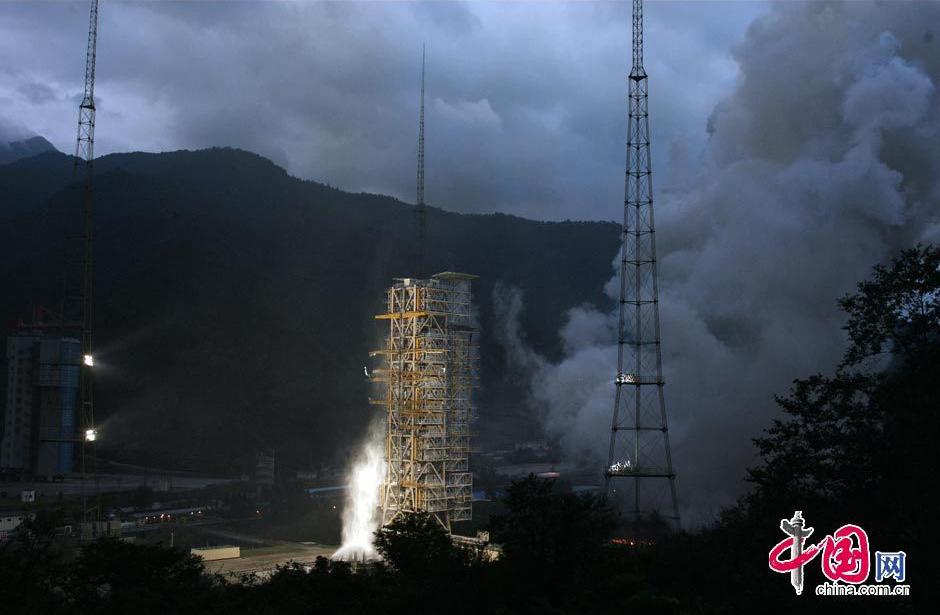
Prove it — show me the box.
[65,0,100,537]
[604,0,680,532]
[414,44,427,277]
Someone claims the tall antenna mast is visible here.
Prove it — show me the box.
[66,0,100,537]
[414,43,427,277]
[604,0,680,532]
[75,0,98,172]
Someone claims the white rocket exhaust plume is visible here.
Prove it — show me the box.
[332,422,384,562]
[492,2,940,526]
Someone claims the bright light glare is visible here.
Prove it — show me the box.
[609,460,632,474]
[84,428,97,442]
[83,354,94,367]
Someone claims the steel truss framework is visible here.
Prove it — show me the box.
[604,0,680,528]
[374,273,477,531]
[414,44,427,277]
[58,0,101,537]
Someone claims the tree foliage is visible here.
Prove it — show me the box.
[839,244,940,367]
[749,245,939,522]
[374,511,475,578]
[490,474,615,572]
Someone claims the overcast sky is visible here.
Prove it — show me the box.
[0,0,766,221]
[5,1,939,524]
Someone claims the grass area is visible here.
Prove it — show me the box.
[240,543,305,558]
[220,508,342,544]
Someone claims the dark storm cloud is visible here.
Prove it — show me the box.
[17,82,59,105]
[0,1,762,220]
[497,0,940,525]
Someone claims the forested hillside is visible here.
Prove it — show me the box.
[0,147,620,473]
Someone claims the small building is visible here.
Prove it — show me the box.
[0,510,33,540]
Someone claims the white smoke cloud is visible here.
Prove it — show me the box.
[496,1,940,526]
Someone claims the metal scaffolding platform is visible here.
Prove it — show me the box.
[374,272,477,531]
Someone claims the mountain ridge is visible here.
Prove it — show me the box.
[0,135,57,165]
[0,145,620,473]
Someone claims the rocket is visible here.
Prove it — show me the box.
[779,510,814,595]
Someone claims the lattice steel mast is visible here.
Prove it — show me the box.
[414,44,427,277]
[604,0,680,529]
[66,0,100,536]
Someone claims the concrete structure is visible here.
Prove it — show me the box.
[0,473,240,498]
[451,531,502,561]
[1,333,39,471]
[192,545,241,561]
[202,543,338,579]
[1,331,80,476]
[373,273,477,531]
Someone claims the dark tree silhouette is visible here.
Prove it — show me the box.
[374,512,475,578]
[653,245,938,613]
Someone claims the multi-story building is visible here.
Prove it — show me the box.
[1,331,80,476]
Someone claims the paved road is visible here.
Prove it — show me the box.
[0,473,240,497]
[199,527,280,547]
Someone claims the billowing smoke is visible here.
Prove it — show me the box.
[497,2,940,526]
[332,420,385,562]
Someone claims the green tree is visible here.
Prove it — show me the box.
[0,537,68,614]
[66,538,218,614]
[839,244,940,367]
[373,512,471,578]
[748,245,939,522]
[14,507,67,541]
[489,474,615,571]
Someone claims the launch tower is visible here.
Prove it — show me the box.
[374,273,476,531]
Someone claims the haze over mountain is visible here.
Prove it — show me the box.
[0,146,619,475]
[0,135,56,165]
